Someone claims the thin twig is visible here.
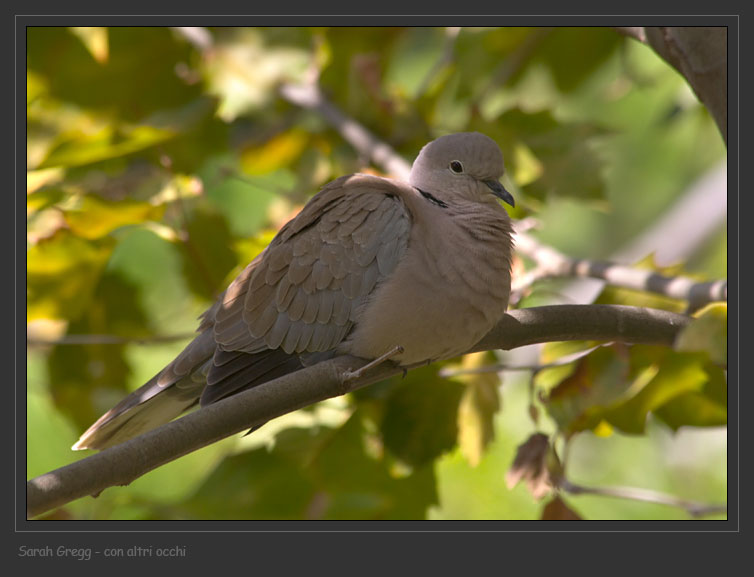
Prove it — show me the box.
[558,478,727,519]
[438,344,604,378]
[279,81,412,180]
[27,333,196,347]
[513,228,727,310]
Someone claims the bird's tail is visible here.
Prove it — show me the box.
[72,331,215,451]
[71,374,205,451]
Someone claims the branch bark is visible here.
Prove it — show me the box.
[618,26,727,145]
[27,304,689,519]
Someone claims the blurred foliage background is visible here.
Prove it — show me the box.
[26,26,727,520]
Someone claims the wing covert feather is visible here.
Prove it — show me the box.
[212,176,412,358]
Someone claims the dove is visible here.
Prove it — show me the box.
[73,132,515,450]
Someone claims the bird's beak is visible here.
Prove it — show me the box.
[483,179,515,207]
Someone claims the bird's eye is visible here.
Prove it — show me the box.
[449,160,464,174]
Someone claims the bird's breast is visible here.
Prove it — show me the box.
[342,205,513,365]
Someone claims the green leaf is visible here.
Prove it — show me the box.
[27,229,114,322]
[653,391,727,431]
[48,272,151,429]
[179,448,317,520]
[653,362,727,430]
[530,27,621,93]
[603,352,709,434]
[105,227,194,328]
[544,344,632,434]
[380,365,465,467]
[675,303,727,365]
[312,415,438,519]
[473,108,609,201]
[199,153,291,238]
[385,28,447,99]
[178,205,238,299]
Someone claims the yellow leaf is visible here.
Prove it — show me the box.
[452,352,501,467]
[240,130,309,175]
[69,27,109,63]
[63,195,165,239]
[512,142,544,187]
[27,167,64,195]
[27,230,114,321]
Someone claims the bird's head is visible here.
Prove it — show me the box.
[409,132,515,208]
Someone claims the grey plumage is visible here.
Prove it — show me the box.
[73,132,515,451]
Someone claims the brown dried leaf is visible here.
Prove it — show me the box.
[505,433,559,500]
[541,496,582,520]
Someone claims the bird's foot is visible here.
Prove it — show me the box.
[342,345,405,382]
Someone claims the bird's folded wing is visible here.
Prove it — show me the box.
[204,174,413,402]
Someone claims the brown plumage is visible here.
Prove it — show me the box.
[73,132,515,450]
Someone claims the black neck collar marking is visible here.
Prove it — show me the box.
[415,187,449,209]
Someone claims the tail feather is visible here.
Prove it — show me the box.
[72,331,215,451]
[72,333,308,451]
[71,378,202,451]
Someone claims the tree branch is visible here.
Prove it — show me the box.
[279,82,411,181]
[558,478,727,519]
[513,229,727,311]
[27,304,689,518]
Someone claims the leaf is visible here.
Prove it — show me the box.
[203,28,309,121]
[675,303,727,365]
[451,352,501,467]
[199,154,288,238]
[380,365,465,468]
[653,362,727,430]
[38,123,176,169]
[541,496,583,520]
[473,108,610,201]
[384,28,447,99]
[105,226,193,326]
[28,27,201,120]
[240,129,310,175]
[505,433,560,500]
[530,27,621,93]
[603,352,709,434]
[69,27,109,64]
[512,142,544,186]
[178,205,238,299]
[27,229,114,322]
[653,391,727,431]
[312,415,438,519]
[179,448,317,520]
[63,194,165,239]
[27,167,65,195]
[47,272,151,429]
[544,344,632,434]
